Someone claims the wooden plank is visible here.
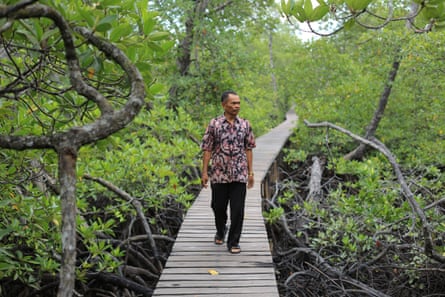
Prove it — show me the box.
[159,267,276,275]
[155,279,278,288]
[166,251,272,257]
[153,292,278,297]
[158,273,275,281]
[163,256,275,266]
[153,286,279,295]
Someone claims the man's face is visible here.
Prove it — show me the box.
[222,94,241,116]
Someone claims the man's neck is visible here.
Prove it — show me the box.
[224,112,236,123]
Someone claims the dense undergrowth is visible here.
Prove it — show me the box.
[264,144,445,296]
[261,31,445,297]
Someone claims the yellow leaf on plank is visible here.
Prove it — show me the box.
[208,269,219,275]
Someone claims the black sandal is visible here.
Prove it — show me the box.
[229,245,241,254]
[214,234,224,245]
[214,226,227,245]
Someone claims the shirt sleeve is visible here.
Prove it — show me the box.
[245,120,256,150]
[200,120,214,151]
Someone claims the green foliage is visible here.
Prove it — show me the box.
[152,0,287,133]
[281,0,329,22]
[77,218,124,274]
[384,32,445,165]
[344,0,373,12]
[276,152,445,285]
[0,177,61,287]
[0,0,172,290]
[420,0,445,27]
[275,21,445,292]
[263,206,285,224]
[285,30,445,167]
[0,0,172,139]
[73,104,203,278]
[78,104,202,210]
[281,0,445,32]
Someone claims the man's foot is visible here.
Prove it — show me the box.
[214,234,224,245]
[229,245,241,254]
[214,226,227,245]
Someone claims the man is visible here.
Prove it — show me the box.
[200,90,256,254]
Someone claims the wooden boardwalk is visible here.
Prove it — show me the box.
[152,110,297,297]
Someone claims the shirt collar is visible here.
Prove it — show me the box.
[221,114,239,124]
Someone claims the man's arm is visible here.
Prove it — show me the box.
[246,149,254,189]
[201,150,212,188]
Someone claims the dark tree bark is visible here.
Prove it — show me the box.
[57,147,78,297]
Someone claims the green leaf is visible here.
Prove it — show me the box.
[291,2,308,22]
[309,4,329,21]
[345,0,372,12]
[148,31,170,41]
[110,23,133,42]
[32,19,43,41]
[148,83,165,95]
[422,2,445,20]
[41,27,59,41]
[304,0,313,18]
[143,17,156,36]
[96,15,117,33]
[75,4,95,27]
[146,41,164,53]
[344,18,356,30]
[102,0,122,6]
[0,227,12,241]
[281,0,289,15]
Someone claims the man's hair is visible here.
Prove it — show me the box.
[221,90,238,103]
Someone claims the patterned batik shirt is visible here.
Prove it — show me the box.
[201,115,256,184]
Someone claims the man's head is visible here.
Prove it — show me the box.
[221,90,240,118]
[221,90,238,103]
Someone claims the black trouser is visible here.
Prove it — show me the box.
[211,182,247,249]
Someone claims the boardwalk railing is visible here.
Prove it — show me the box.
[153,110,297,297]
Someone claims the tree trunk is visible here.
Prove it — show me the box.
[268,30,277,94]
[168,1,209,108]
[307,156,324,202]
[57,147,78,297]
[344,49,401,160]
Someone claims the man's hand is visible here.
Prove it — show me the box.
[247,175,254,189]
[201,172,209,188]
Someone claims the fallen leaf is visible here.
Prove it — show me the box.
[208,269,219,275]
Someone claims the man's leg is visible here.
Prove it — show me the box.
[226,182,246,249]
[211,183,229,241]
